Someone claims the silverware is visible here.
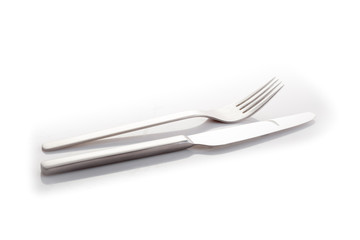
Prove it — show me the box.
[42,77,284,151]
[41,112,315,175]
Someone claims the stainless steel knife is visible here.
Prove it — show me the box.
[41,112,315,175]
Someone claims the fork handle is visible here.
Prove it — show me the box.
[41,135,194,175]
[42,111,204,151]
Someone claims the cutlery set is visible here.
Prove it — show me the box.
[40,78,315,175]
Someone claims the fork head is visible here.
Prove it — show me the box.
[207,77,284,122]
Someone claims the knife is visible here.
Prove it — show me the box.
[41,112,315,175]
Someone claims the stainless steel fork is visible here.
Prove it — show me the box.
[42,77,284,151]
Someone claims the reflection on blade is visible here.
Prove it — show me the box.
[188,112,315,146]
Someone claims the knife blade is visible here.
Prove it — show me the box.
[41,112,315,175]
[189,112,315,146]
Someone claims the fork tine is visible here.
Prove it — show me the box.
[243,81,284,114]
[238,79,280,110]
[236,77,278,107]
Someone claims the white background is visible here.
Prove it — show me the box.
[0,0,359,239]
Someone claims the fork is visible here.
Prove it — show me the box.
[42,77,284,151]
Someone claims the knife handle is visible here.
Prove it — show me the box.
[41,135,193,175]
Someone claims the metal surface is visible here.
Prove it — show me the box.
[42,78,283,151]
[41,112,315,175]
[188,112,315,146]
[41,135,194,175]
